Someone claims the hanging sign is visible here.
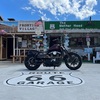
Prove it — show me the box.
[84,48,93,53]
[86,35,90,41]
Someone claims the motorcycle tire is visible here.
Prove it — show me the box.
[24,56,41,70]
[64,52,82,70]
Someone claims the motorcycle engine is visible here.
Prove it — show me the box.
[43,51,62,67]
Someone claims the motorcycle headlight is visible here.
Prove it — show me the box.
[53,51,57,55]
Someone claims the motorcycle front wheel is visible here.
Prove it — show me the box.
[64,52,82,70]
[24,56,41,70]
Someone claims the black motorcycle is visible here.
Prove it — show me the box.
[24,40,82,70]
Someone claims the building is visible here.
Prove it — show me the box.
[0,17,100,61]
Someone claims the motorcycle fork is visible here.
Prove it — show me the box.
[64,50,71,58]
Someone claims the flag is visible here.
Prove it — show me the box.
[34,19,43,26]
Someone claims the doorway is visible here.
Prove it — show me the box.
[7,38,13,59]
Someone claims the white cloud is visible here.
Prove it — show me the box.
[41,14,51,21]
[28,0,97,20]
[31,9,36,15]
[38,10,44,15]
[38,10,51,21]
[55,16,59,20]
[22,7,32,11]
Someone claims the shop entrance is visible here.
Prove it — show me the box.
[49,36,61,47]
[7,38,13,59]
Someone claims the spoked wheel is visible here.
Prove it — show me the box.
[64,52,82,70]
[24,56,41,70]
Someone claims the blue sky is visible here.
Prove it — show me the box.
[0,0,100,21]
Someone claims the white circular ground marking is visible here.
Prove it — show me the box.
[4,71,84,87]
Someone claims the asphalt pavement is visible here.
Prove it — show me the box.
[0,61,100,100]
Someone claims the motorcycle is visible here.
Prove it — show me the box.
[24,39,82,70]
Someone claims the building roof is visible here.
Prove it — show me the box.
[0,16,4,21]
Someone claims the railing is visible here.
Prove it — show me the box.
[11,48,34,63]
[14,48,34,56]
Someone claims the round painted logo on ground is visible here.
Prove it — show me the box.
[4,71,84,87]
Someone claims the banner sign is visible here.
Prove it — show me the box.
[18,21,43,32]
[45,21,100,30]
[45,21,100,33]
[4,71,84,87]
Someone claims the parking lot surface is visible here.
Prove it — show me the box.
[0,61,100,100]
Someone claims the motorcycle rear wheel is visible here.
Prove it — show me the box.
[24,56,41,70]
[64,52,82,70]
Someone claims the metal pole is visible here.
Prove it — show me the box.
[13,34,15,56]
